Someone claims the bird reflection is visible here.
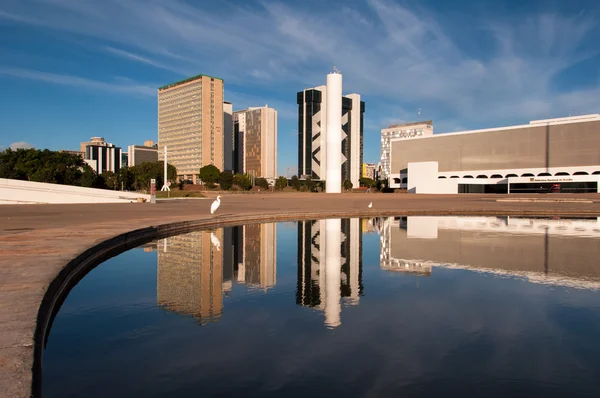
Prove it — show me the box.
[210,231,221,251]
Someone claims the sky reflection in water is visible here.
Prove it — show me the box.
[43,216,600,398]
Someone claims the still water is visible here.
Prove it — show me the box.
[43,216,600,397]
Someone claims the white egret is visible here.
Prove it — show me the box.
[368,202,372,208]
[210,231,221,251]
[210,195,221,214]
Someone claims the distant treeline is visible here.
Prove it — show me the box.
[0,148,176,191]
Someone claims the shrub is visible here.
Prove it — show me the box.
[275,176,288,191]
[219,170,234,190]
[255,177,269,190]
[199,164,220,188]
[233,173,252,190]
[343,179,353,191]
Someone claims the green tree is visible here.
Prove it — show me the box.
[376,178,387,192]
[130,161,177,191]
[255,177,269,190]
[275,176,287,191]
[80,166,106,189]
[290,175,301,191]
[103,171,118,190]
[343,179,353,191]
[0,148,110,188]
[199,164,221,188]
[233,173,252,190]
[359,177,376,187]
[219,170,234,190]
[118,167,135,191]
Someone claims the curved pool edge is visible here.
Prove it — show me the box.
[20,207,600,397]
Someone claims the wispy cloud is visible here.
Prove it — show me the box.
[0,67,156,96]
[102,46,191,76]
[1,0,599,131]
[9,141,35,150]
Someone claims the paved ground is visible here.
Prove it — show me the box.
[1,192,600,398]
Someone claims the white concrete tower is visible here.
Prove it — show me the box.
[326,69,342,193]
[324,218,342,328]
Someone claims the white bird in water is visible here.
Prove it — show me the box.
[210,231,221,251]
[368,202,372,208]
[210,195,221,214]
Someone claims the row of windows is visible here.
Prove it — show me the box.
[158,100,201,113]
[159,117,202,126]
[159,119,202,129]
[159,129,202,138]
[438,171,600,179]
[159,108,202,121]
[158,84,202,100]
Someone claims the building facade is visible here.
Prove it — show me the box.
[380,121,433,180]
[158,74,224,183]
[362,163,376,180]
[388,114,600,194]
[81,137,121,174]
[297,87,364,187]
[127,141,158,167]
[223,102,234,171]
[233,106,278,179]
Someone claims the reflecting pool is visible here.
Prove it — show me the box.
[42,216,600,397]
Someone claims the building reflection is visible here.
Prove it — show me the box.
[224,224,277,291]
[156,223,277,325]
[156,231,224,324]
[297,218,363,328]
[153,215,600,329]
[375,216,600,289]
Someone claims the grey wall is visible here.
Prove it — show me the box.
[391,120,600,173]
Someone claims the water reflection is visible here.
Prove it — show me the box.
[150,216,600,327]
[154,224,277,324]
[376,216,600,289]
[42,216,600,397]
[297,219,363,328]
[156,231,224,324]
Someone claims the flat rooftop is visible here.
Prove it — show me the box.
[391,114,600,142]
[158,73,224,91]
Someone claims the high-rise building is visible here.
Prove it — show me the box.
[127,141,158,167]
[362,163,376,180]
[223,102,234,171]
[81,137,121,174]
[158,74,224,183]
[380,121,433,179]
[232,106,278,178]
[297,85,364,187]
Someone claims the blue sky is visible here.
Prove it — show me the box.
[1,0,599,176]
